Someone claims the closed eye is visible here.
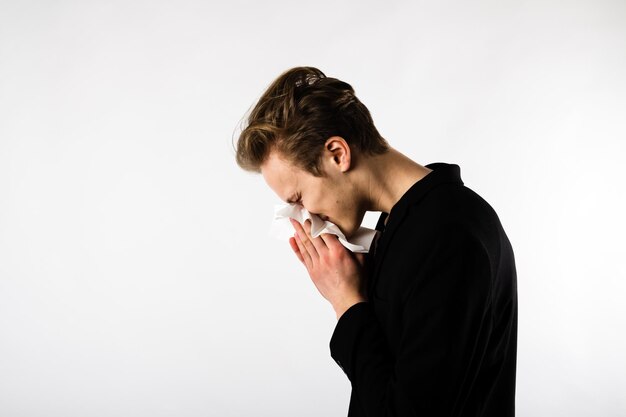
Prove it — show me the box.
[287,193,302,205]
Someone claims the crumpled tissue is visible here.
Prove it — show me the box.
[269,203,378,253]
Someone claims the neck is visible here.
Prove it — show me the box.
[359,147,432,214]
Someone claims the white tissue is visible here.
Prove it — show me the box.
[269,203,377,253]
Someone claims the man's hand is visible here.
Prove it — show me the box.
[288,218,368,320]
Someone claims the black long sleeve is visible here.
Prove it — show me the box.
[330,226,501,416]
[328,162,517,416]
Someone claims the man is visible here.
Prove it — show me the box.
[235,66,518,416]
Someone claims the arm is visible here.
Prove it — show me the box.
[329,227,493,416]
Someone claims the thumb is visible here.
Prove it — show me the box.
[353,252,367,267]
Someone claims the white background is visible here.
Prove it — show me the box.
[1,1,625,416]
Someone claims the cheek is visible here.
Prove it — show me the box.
[310,199,333,216]
[306,182,349,219]
[305,185,332,213]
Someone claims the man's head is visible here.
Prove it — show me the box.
[235,66,389,236]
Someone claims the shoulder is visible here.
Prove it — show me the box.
[395,181,502,251]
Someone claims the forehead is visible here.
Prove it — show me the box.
[260,151,304,201]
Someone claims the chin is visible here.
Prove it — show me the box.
[332,212,365,240]
[338,222,359,240]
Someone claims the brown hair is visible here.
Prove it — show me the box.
[235,66,389,176]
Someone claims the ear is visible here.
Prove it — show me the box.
[324,136,352,173]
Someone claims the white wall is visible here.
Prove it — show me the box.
[1,1,624,416]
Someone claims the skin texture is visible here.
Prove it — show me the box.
[260,136,432,319]
[289,218,368,320]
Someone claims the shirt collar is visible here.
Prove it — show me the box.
[366,162,465,296]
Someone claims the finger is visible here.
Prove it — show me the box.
[303,219,328,254]
[290,218,319,260]
[319,233,345,252]
[293,232,313,269]
[289,237,305,264]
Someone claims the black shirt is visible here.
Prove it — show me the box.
[329,162,518,416]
